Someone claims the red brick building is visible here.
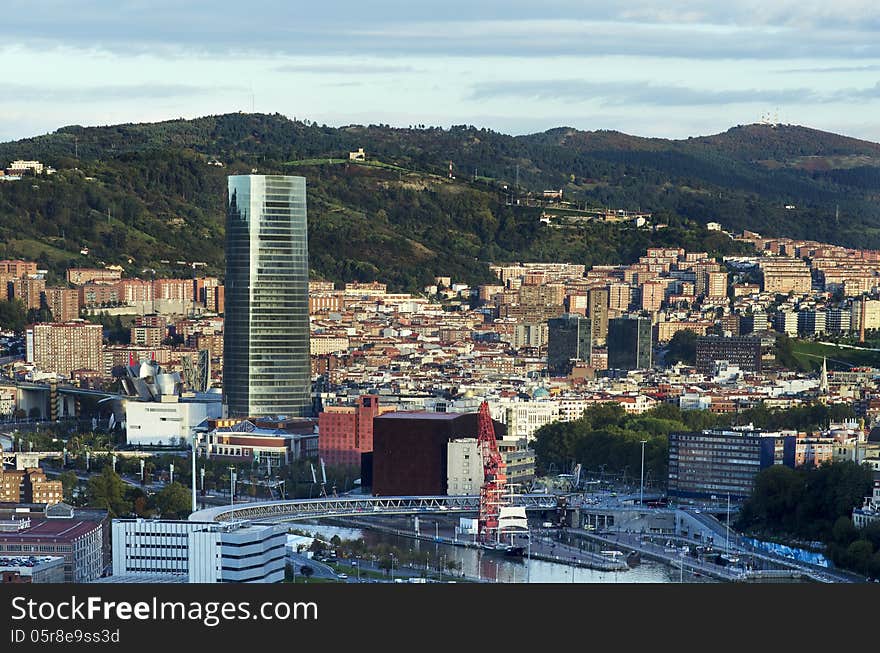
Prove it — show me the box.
[318,395,394,467]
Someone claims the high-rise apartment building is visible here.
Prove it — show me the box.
[26,321,103,376]
[41,288,80,322]
[224,175,311,418]
[10,277,45,311]
[587,287,609,346]
[607,315,653,370]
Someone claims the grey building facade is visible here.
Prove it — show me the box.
[607,315,653,370]
[547,313,592,375]
[224,175,311,418]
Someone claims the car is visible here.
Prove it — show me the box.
[337,573,348,579]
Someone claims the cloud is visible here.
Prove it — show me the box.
[2,3,880,61]
[0,83,240,102]
[469,79,880,106]
[777,64,880,73]
[275,63,416,74]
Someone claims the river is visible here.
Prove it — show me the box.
[294,521,715,584]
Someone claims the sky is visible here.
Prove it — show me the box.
[2,1,880,143]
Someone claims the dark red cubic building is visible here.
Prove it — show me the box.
[371,411,506,496]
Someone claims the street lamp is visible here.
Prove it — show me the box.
[639,440,647,506]
[191,433,201,513]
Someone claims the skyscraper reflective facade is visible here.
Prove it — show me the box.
[224,175,311,417]
[607,315,653,370]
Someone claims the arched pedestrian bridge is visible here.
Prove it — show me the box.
[189,494,559,523]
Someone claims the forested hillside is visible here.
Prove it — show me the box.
[1,113,878,289]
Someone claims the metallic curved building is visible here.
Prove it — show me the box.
[224,175,311,418]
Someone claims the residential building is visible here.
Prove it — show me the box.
[66,268,122,286]
[26,321,103,377]
[42,288,80,322]
[587,287,609,346]
[446,439,483,495]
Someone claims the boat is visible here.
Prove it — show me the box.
[626,551,641,567]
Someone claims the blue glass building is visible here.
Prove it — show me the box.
[224,175,311,418]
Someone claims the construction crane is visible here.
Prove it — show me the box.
[476,401,507,544]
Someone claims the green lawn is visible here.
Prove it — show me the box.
[789,339,880,371]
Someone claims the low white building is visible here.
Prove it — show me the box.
[489,399,559,441]
[125,395,222,446]
[853,478,880,529]
[111,519,286,583]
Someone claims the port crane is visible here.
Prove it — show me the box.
[476,401,507,543]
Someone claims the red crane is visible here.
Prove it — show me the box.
[477,401,507,543]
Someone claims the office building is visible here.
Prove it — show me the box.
[695,335,762,375]
[224,175,311,418]
[547,313,592,375]
[111,519,286,583]
[319,394,394,467]
[668,429,796,500]
[607,316,653,370]
[0,514,105,583]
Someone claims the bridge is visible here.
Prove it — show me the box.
[0,381,125,421]
[189,494,559,524]
[1,449,153,470]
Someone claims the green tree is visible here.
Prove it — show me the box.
[846,539,874,577]
[59,470,79,503]
[154,481,192,519]
[665,329,698,366]
[0,299,27,332]
[86,467,131,517]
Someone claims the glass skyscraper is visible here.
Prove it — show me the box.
[547,313,592,375]
[224,175,311,418]
[607,315,653,371]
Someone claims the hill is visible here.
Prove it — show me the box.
[1,113,879,289]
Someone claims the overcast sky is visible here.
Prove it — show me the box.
[2,1,880,142]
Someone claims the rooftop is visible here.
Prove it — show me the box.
[375,411,465,421]
[0,518,102,542]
